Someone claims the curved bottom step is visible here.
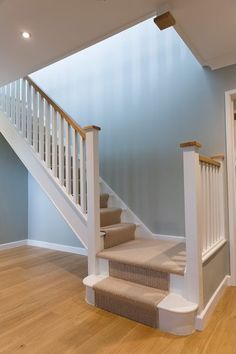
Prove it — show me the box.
[93,276,167,328]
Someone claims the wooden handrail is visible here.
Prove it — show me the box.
[24,76,86,139]
[199,155,221,168]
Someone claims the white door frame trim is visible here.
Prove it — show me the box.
[225,89,236,285]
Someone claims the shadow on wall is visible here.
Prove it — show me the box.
[31,18,236,236]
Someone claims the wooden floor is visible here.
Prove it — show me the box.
[0,246,235,354]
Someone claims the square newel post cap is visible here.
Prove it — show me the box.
[83,125,101,133]
[180,141,202,150]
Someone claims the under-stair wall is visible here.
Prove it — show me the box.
[0,133,28,244]
[28,174,84,249]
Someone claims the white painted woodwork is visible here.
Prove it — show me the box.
[11,81,16,125]
[38,95,44,160]
[65,121,71,195]
[181,145,203,311]
[199,159,225,261]
[72,129,79,204]
[16,80,21,131]
[225,89,236,285]
[32,88,38,152]
[27,81,32,145]
[52,108,57,177]
[85,128,101,275]
[45,101,51,167]
[0,78,101,275]
[80,137,87,213]
[58,115,64,186]
[21,79,26,137]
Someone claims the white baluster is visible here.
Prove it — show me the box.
[32,89,38,152]
[58,115,64,186]
[6,84,10,118]
[21,79,27,137]
[72,129,78,204]
[0,87,2,109]
[11,82,16,124]
[80,137,87,213]
[215,168,220,243]
[3,85,7,113]
[45,101,51,168]
[38,95,44,160]
[65,121,71,194]
[27,82,32,145]
[52,109,58,177]
[201,163,206,252]
[16,80,21,131]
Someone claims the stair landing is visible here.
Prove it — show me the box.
[97,238,186,275]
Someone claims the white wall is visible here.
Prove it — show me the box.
[28,174,84,248]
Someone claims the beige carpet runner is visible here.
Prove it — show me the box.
[94,193,186,328]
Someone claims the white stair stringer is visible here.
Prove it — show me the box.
[0,110,88,248]
[100,178,153,239]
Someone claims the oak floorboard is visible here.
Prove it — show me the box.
[0,246,234,354]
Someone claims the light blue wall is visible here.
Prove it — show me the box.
[28,174,84,248]
[0,133,28,243]
[31,19,236,237]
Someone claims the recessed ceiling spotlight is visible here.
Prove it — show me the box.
[21,31,31,39]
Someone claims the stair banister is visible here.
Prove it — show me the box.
[180,141,226,312]
[25,76,86,139]
[180,141,203,310]
[0,78,102,274]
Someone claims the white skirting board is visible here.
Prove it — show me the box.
[153,234,185,243]
[0,239,28,250]
[0,238,87,256]
[195,275,231,330]
[27,239,88,256]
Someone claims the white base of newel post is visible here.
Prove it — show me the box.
[158,293,198,336]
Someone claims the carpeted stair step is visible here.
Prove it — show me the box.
[100,207,122,227]
[101,223,136,248]
[97,238,186,275]
[100,193,109,208]
[109,261,169,290]
[94,276,167,328]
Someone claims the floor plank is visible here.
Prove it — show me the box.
[0,245,235,354]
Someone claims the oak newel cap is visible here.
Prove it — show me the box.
[83,125,101,132]
[180,141,202,149]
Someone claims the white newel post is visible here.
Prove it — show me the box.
[180,141,203,311]
[85,125,101,275]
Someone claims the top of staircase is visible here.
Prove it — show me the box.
[97,238,186,275]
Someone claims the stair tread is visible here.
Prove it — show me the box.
[97,238,186,275]
[100,207,122,212]
[101,223,135,231]
[94,276,167,307]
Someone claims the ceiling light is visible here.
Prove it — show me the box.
[21,31,31,39]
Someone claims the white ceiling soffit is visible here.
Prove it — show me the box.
[0,0,236,86]
[172,0,236,70]
[0,0,162,86]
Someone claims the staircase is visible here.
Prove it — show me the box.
[0,77,226,336]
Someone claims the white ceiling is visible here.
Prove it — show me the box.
[0,0,235,85]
